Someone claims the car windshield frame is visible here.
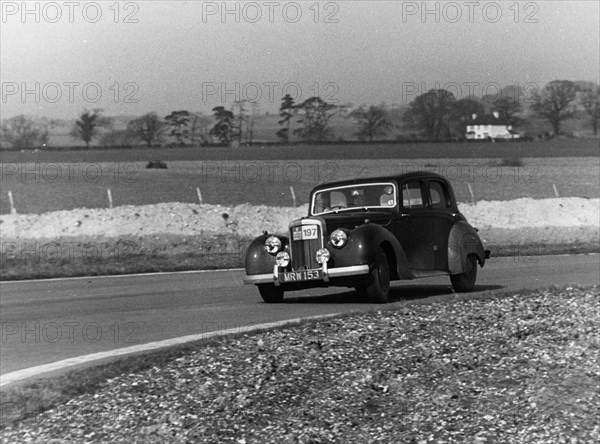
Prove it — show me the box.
[310,182,398,216]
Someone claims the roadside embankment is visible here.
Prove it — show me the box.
[1,198,598,280]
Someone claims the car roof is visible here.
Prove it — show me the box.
[310,170,450,192]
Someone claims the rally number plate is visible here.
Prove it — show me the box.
[292,225,318,241]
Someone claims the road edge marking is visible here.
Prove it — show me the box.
[0,313,340,388]
[0,268,245,284]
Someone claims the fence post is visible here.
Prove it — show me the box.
[467,183,475,204]
[7,190,16,214]
[196,187,203,204]
[107,188,113,209]
[552,184,559,198]
[290,186,296,208]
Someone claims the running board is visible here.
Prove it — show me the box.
[411,270,449,279]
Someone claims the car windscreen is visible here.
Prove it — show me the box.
[311,182,397,215]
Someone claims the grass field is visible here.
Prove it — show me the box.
[1,139,598,163]
[1,156,598,214]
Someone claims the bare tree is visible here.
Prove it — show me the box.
[232,101,248,146]
[246,102,259,146]
[349,104,391,142]
[403,89,456,141]
[127,112,166,147]
[70,109,113,148]
[1,115,53,150]
[188,112,212,145]
[532,80,577,135]
[495,96,522,126]
[276,94,295,143]
[294,96,340,142]
[209,106,235,145]
[580,86,600,135]
[164,110,191,145]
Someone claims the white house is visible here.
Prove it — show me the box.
[465,111,520,140]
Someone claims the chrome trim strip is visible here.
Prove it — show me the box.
[327,265,370,277]
[243,274,273,284]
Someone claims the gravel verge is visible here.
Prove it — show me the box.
[2,286,598,443]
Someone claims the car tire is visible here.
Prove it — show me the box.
[258,284,284,303]
[354,284,367,298]
[450,254,477,293]
[366,248,390,303]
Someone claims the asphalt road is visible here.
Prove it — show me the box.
[1,254,598,376]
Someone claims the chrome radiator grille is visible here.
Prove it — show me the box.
[289,219,324,271]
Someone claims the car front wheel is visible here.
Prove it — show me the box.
[257,284,284,303]
[450,254,477,293]
[365,248,390,303]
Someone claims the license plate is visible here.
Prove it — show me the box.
[292,225,318,241]
[281,269,322,282]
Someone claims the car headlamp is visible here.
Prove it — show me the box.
[264,236,282,254]
[275,251,290,267]
[316,248,330,264]
[330,229,348,248]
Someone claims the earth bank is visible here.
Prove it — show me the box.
[1,198,598,280]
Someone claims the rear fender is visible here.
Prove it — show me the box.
[448,221,485,274]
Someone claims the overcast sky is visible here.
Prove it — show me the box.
[1,1,598,119]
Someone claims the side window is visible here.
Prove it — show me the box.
[401,181,424,209]
[429,180,450,209]
[314,193,328,213]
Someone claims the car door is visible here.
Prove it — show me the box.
[394,178,457,271]
[424,179,456,271]
[394,180,435,270]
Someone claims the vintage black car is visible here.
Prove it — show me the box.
[244,171,489,303]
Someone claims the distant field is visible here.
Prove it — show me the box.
[1,155,598,214]
[0,139,598,163]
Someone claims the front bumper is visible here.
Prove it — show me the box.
[243,264,370,285]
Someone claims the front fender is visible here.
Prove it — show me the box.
[244,234,289,276]
[448,221,485,274]
[328,224,412,279]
